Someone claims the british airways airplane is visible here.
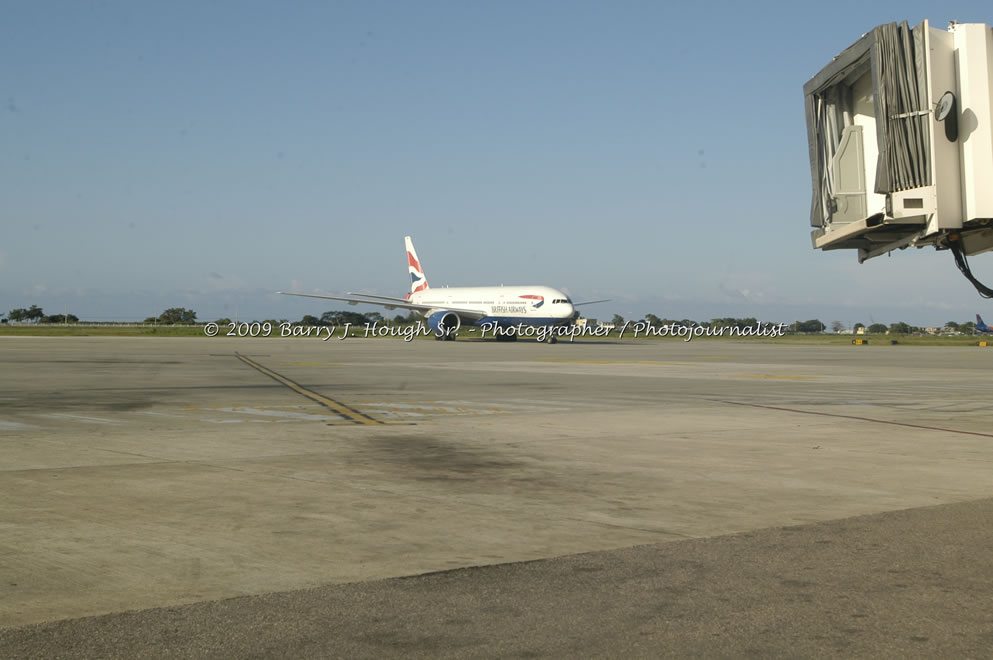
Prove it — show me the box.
[279,236,606,341]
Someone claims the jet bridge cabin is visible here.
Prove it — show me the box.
[805,20,993,264]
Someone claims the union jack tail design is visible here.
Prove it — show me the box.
[405,236,429,297]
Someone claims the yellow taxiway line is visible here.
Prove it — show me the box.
[235,353,383,425]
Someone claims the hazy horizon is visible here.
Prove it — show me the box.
[4,1,993,328]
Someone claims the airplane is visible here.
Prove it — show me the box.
[976,315,992,334]
[278,236,608,342]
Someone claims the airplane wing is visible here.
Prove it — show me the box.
[572,299,611,306]
[346,292,412,303]
[277,292,488,321]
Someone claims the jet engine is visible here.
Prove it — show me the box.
[426,310,461,340]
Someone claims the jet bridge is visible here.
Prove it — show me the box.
[804,20,993,294]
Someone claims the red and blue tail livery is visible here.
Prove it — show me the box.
[977,315,992,334]
[406,236,429,295]
[278,236,609,342]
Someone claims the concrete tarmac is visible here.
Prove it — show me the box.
[1,336,992,656]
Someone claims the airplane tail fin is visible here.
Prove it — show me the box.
[405,236,429,296]
[978,314,988,329]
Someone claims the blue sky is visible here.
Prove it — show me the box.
[3,1,992,326]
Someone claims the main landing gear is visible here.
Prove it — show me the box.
[495,327,518,342]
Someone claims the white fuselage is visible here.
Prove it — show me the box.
[410,285,575,326]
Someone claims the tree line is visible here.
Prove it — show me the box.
[830,320,977,334]
[614,316,980,334]
[297,310,416,326]
[2,304,983,334]
[143,308,197,324]
[608,315,788,330]
[2,306,198,325]
[6,305,79,324]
